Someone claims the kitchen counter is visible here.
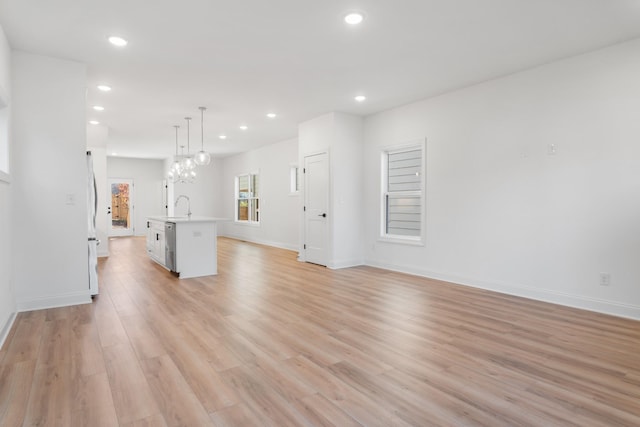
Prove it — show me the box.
[146,216,229,279]
[147,216,228,223]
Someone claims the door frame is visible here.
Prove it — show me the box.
[108,178,135,237]
[300,150,330,265]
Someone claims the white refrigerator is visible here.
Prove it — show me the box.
[87,151,99,296]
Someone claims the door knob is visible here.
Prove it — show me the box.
[318,213,327,217]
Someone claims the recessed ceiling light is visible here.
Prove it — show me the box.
[97,85,112,92]
[266,113,277,119]
[354,95,367,102]
[111,152,118,156]
[93,105,105,111]
[219,134,227,140]
[239,125,248,130]
[108,36,128,47]
[89,120,100,125]
[344,12,364,25]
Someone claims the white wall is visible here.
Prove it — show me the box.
[331,113,364,268]
[171,157,224,218]
[299,113,364,268]
[220,138,299,251]
[12,52,90,311]
[0,23,15,346]
[363,38,640,319]
[107,157,165,236]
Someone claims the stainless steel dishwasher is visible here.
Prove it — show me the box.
[165,222,177,272]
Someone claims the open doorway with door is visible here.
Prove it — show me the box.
[303,152,329,266]
[108,178,134,236]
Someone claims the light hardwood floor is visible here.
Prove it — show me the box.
[1,236,639,426]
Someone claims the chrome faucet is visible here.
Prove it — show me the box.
[175,195,192,219]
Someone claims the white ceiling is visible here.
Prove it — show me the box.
[2,0,640,159]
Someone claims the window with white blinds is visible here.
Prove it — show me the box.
[382,145,423,240]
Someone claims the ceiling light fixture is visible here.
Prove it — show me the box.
[354,95,367,102]
[219,134,227,140]
[239,125,248,130]
[167,124,196,184]
[89,120,100,125]
[194,107,211,166]
[97,85,112,92]
[344,12,364,25]
[108,36,128,47]
[93,105,105,111]
[167,125,183,182]
[179,117,196,176]
[266,113,277,119]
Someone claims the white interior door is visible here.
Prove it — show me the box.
[304,152,329,266]
[108,178,134,237]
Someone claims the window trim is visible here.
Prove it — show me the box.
[289,163,300,195]
[235,171,260,225]
[379,140,426,245]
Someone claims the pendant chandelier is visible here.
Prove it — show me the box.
[167,123,196,184]
[167,125,181,182]
[180,117,196,173]
[166,107,213,183]
[194,106,211,166]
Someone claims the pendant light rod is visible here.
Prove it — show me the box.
[173,125,180,155]
[199,107,206,150]
[195,106,212,166]
[185,117,192,153]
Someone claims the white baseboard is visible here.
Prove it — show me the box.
[366,260,640,321]
[220,234,298,252]
[328,258,365,270]
[0,311,16,350]
[16,290,92,312]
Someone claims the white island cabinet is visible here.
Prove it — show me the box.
[146,216,227,279]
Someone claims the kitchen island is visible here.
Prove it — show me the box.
[146,216,227,279]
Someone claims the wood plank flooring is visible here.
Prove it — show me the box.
[1,236,639,426]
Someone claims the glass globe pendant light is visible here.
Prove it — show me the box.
[194,106,211,166]
[180,117,196,173]
[167,125,182,183]
[176,145,196,183]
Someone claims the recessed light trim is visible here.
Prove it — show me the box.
[239,125,248,130]
[344,12,364,25]
[266,113,277,119]
[89,120,100,125]
[219,134,227,140]
[108,36,128,47]
[93,105,105,111]
[111,152,118,156]
[354,95,367,102]
[97,85,112,92]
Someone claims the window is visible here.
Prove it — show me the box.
[235,172,260,223]
[382,143,424,242]
[290,164,299,194]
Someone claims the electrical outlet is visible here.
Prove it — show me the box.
[547,144,557,155]
[599,272,611,286]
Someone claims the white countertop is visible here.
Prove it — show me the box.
[147,216,230,223]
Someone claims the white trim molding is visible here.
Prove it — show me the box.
[0,311,16,350]
[16,290,91,312]
[366,260,640,321]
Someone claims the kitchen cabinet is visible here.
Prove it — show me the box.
[146,216,226,278]
[146,219,166,266]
